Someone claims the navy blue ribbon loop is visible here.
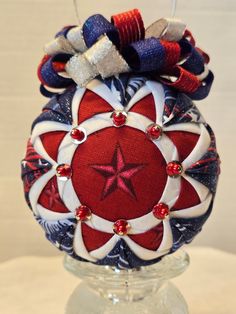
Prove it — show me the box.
[83,14,120,48]
[123,38,165,72]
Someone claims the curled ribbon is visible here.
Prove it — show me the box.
[38,8,214,100]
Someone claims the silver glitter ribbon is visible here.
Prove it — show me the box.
[43,18,190,88]
[44,36,76,55]
[66,35,130,87]
[146,18,186,42]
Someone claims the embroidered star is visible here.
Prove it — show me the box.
[45,182,62,208]
[91,144,145,200]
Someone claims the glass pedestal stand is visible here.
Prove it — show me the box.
[64,250,189,314]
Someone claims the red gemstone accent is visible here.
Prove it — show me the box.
[152,203,170,220]
[56,164,72,179]
[166,161,183,177]
[112,111,127,127]
[75,205,92,221]
[113,219,130,236]
[146,123,162,140]
[70,127,86,144]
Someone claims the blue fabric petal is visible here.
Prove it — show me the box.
[163,87,203,125]
[31,87,75,131]
[170,199,213,253]
[185,124,220,194]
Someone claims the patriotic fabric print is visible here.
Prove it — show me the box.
[21,77,220,269]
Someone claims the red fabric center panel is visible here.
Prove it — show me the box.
[72,126,167,221]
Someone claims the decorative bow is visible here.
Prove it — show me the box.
[38,9,213,100]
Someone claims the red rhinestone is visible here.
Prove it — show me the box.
[113,219,130,236]
[75,205,92,221]
[112,111,127,127]
[146,123,162,140]
[70,127,86,144]
[166,161,183,177]
[152,203,170,220]
[56,164,72,180]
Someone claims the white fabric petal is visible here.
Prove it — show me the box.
[164,122,201,134]
[31,121,71,144]
[146,80,165,126]
[89,235,120,260]
[37,204,75,220]
[182,124,211,170]
[171,193,212,218]
[73,222,97,262]
[72,86,86,125]
[125,84,151,111]
[29,169,55,216]
[87,79,123,111]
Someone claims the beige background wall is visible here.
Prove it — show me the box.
[0,0,235,262]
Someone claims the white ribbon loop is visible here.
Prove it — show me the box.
[66,35,130,87]
[44,35,76,56]
[145,18,186,42]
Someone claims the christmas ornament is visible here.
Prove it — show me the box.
[21,9,220,269]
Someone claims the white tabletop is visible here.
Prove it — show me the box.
[0,247,235,314]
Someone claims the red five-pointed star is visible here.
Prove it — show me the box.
[91,144,145,200]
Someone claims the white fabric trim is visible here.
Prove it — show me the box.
[171,193,212,218]
[34,137,57,166]
[126,111,153,133]
[125,84,151,111]
[128,213,162,234]
[182,124,211,170]
[31,121,71,144]
[154,133,179,164]
[72,86,86,125]
[85,212,162,235]
[164,122,201,134]
[157,219,173,253]
[73,222,97,262]
[29,169,55,216]
[146,81,165,126]
[57,178,80,212]
[37,204,75,220]
[89,235,120,260]
[159,176,181,208]
[86,79,124,111]
[182,174,210,202]
[124,231,170,260]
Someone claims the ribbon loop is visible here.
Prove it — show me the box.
[83,14,120,48]
[38,9,213,100]
[111,9,145,48]
[66,26,87,52]
[146,18,186,42]
[66,35,129,87]
[44,36,76,56]
[124,38,165,72]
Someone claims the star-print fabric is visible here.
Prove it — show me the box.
[21,75,220,269]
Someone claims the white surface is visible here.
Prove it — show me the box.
[0,0,235,262]
[0,247,235,314]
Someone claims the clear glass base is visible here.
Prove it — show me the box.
[64,250,189,314]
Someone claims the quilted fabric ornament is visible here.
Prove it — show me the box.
[21,9,220,269]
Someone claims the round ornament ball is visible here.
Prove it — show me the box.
[21,77,220,269]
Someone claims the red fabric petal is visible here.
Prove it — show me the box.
[129,94,156,122]
[38,176,70,213]
[40,131,67,161]
[78,90,113,124]
[81,223,113,252]
[129,223,163,250]
[165,131,199,162]
[172,177,200,211]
